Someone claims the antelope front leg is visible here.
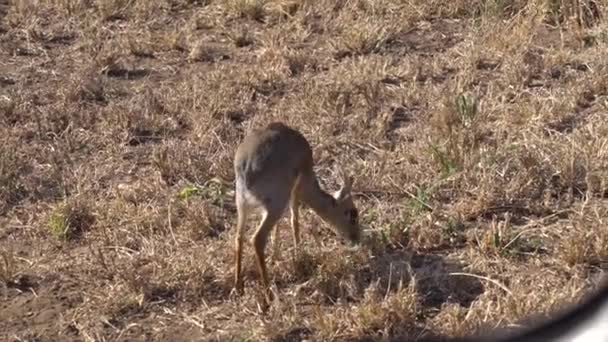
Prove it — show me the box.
[290,176,302,255]
[290,197,300,254]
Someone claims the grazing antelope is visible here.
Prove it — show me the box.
[233,122,361,300]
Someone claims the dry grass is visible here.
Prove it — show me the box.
[1,0,608,341]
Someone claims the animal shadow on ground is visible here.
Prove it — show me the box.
[410,253,484,310]
[361,251,484,341]
[361,250,483,308]
[270,247,484,342]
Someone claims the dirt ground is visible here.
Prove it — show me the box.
[1,1,607,341]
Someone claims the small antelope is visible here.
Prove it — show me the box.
[233,122,361,298]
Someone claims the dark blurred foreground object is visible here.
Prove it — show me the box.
[415,277,608,342]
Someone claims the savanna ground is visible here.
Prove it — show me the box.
[1,0,607,341]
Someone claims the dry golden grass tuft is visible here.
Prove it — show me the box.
[1,0,608,340]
